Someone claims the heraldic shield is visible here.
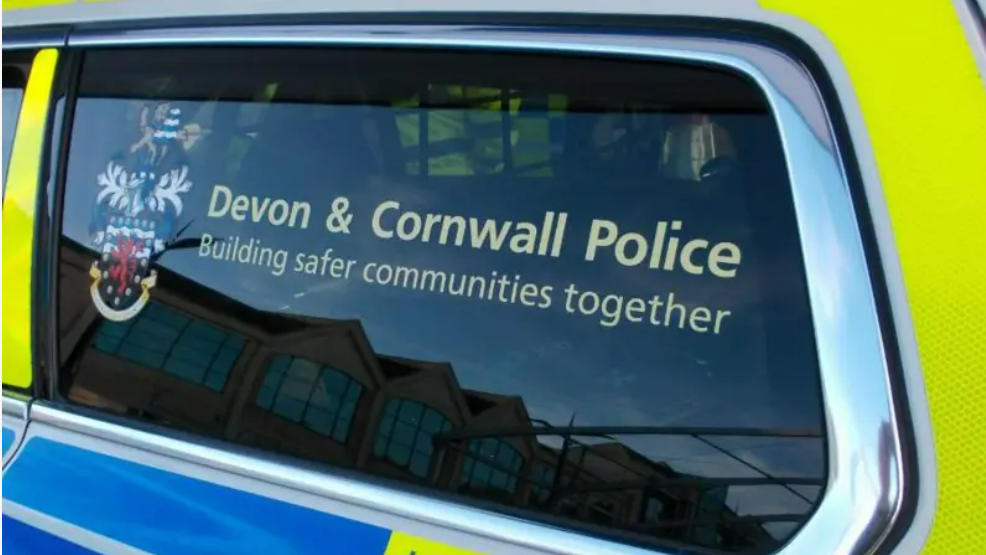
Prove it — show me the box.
[89,215,161,322]
[89,101,192,322]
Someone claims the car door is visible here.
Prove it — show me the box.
[1,28,896,555]
[2,1,983,554]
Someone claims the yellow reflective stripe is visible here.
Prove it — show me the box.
[3,0,126,10]
[3,0,72,9]
[383,531,484,555]
[760,1,986,553]
[2,49,59,391]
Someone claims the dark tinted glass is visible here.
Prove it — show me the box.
[57,47,826,553]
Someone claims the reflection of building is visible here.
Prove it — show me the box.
[59,238,813,552]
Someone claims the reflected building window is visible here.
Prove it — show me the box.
[374,399,452,478]
[660,113,737,181]
[255,354,362,443]
[588,499,617,525]
[691,486,729,547]
[640,495,668,526]
[529,464,557,506]
[559,497,582,518]
[93,302,245,391]
[460,438,525,500]
[393,87,563,178]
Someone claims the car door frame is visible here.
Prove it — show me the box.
[2,31,67,468]
[2,18,933,555]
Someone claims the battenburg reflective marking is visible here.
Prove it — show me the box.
[3,437,484,554]
[384,531,484,555]
[2,49,59,390]
[2,0,127,10]
[4,516,100,555]
[3,427,16,457]
[3,438,392,553]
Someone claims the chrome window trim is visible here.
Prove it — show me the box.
[1,36,66,50]
[3,395,30,419]
[45,26,906,555]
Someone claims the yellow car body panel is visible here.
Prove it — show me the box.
[762,2,986,552]
[2,49,60,390]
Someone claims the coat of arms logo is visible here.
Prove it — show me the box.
[89,101,193,322]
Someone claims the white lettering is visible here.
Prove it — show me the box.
[680,239,709,275]
[585,219,619,261]
[397,211,423,241]
[708,243,742,278]
[268,200,291,226]
[372,201,400,239]
[440,216,467,246]
[615,232,648,266]
[509,223,538,254]
[250,197,271,223]
[470,219,513,251]
[586,219,742,278]
[198,233,214,256]
[370,201,567,258]
[208,185,233,218]
[206,185,310,228]
[560,283,729,332]
[231,195,250,221]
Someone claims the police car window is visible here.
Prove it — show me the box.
[2,63,30,195]
[57,47,825,554]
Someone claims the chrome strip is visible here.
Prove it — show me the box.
[4,500,155,555]
[50,27,904,555]
[33,404,661,555]
[0,0,784,29]
[957,0,986,92]
[3,395,30,419]
[1,36,65,50]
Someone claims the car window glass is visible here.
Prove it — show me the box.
[58,47,826,553]
[3,64,30,195]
